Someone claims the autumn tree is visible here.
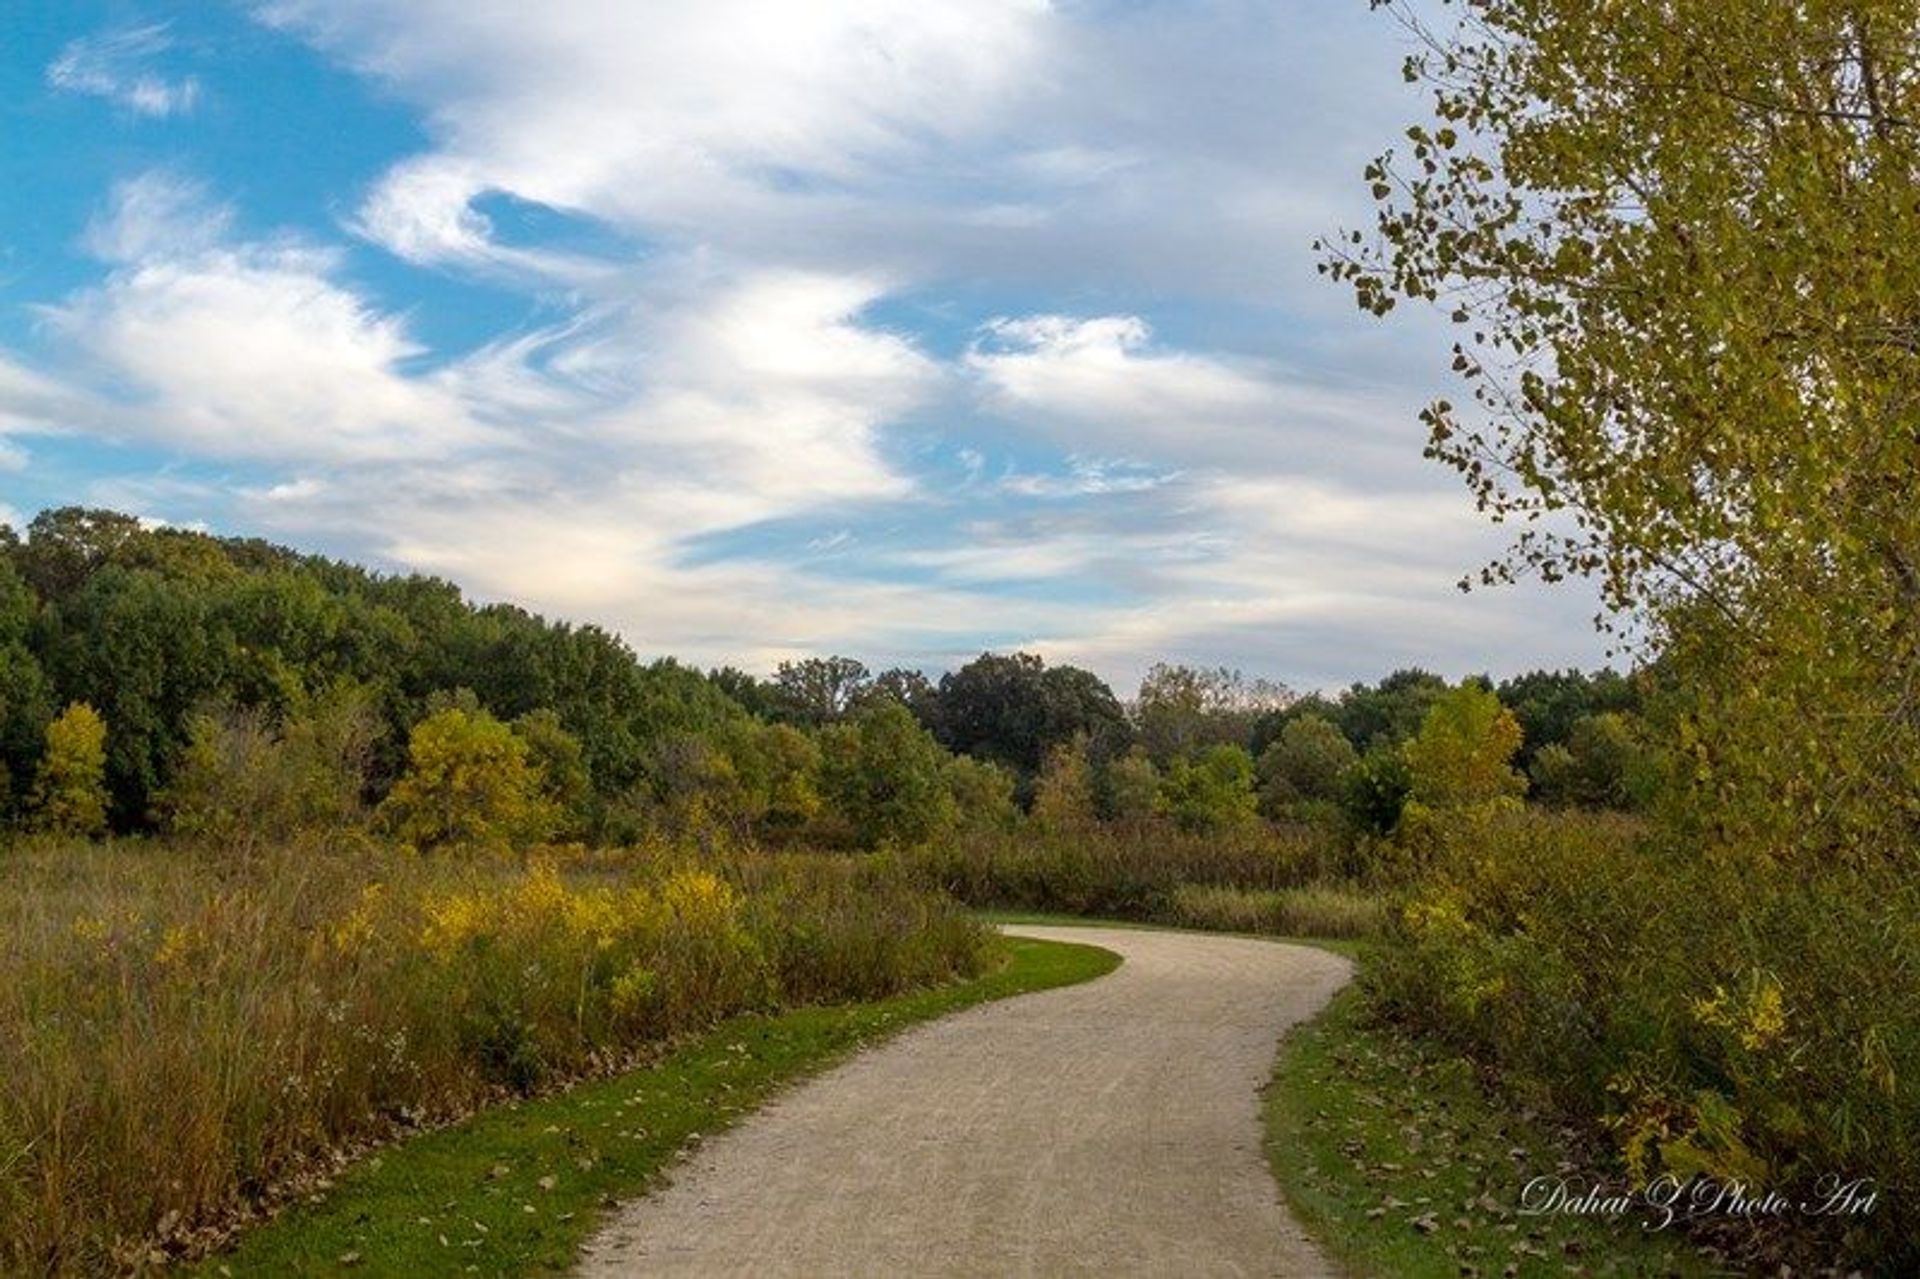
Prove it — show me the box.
[378,707,557,852]
[1030,738,1097,835]
[31,702,109,837]
[1328,0,1920,862]
[1402,683,1526,811]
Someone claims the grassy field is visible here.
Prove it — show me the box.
[1265,987,1725,1278]
[193,936,1119,1277]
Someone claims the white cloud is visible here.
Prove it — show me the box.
[256,0,1054,267]
[47,24,201,118]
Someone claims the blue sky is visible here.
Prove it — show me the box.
[0,0,1609,693]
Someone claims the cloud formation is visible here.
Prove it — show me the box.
[47,24,201,118]
[1,2,1609,692]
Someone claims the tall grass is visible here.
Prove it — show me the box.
[899,820,1349,921]
[0,835,988,1274]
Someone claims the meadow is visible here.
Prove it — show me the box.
[0,835,987,1273]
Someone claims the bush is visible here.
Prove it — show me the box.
[1256,714,1357,817]
[1365,806,1920,1269]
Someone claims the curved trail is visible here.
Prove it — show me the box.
[575,925,1352,1277]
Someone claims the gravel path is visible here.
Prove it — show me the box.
[575,925,1352,1277]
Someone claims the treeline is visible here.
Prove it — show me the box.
[0,506,1647,851]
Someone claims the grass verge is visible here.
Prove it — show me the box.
[194,936,1119,1278]
[1264,987,1723,1278]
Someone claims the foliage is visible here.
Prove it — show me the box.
[30,702,109,837]
[0,838,988,1273]
[768,655,870,725]
[1029,737,1098,835]
[377,708,557,852]
[1097,747,1160,822]
[1365,807,1920,1268]
[160,686,381,848]
[1155,743,1259,833]
[943,753,1020,834]
[1526,711,1651,810]
[935,651,1128,778]
[1401,682,1526,811]
[1256,714,1358,816]
[818,700,955,848]
[1340,743,1411,837]
[1132,662,1290,765]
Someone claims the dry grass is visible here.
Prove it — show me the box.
[0,834,987,1274]
[1168,883,1388,939]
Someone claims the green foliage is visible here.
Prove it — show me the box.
[769,655,870,725]
[818,700,954,849]
[1132,663,1289,765]
[1401,682,1525,811]
[1098,747,1160,823]
[511,709,590,835]
[1527,711,1649,810]
[1256,714,1358,816]
[1329,668,1447,751]
[377,708,557,852]
[1341,743,1411,837]
[713,719,824,838]
[1155,743,1258,833]
[943,753,1019,834]
[935,651,1128,778]
[31,702,109,837]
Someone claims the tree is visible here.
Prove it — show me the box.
[1402,684,1527,811]
[512,708,591,833]
[1030,738,1097,835]
[1528,711,1644,810]
[378,707,556,852]
[936,652,1126,777]
[770,656,870,726]
[1330,669,1449,752]
[1133,663,1291,765]
[1156,743,1258,833]
[1328,0,1920,862]
[1341,743,1411,837]
[31,702,109,837]
[1099,748,1160,823]
[714,719,823,837]
[818,700,954,848]
[861,667,942,731]
[1257,714,1358,816]
[945,754,1019,833]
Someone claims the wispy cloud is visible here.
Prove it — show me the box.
[47,24,201,118]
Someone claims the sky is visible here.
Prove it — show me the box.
[0,1,1610,694]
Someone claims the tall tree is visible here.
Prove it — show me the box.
[1329,0,1920,860]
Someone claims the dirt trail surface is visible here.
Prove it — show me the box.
[574,925,1352,1278]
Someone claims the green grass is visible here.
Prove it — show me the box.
[1265,987,1725,1278]
[980,907,1367,961]
[194,936,1119,1278]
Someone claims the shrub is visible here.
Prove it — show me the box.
[1098,747,1159,822]
[1365,806,1920,1268]
[1030,737,1097,835]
